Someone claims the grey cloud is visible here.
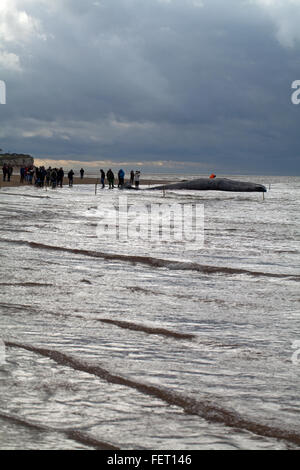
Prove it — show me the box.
[0,0,300,174]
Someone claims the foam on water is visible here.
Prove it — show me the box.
[0,175,299,449]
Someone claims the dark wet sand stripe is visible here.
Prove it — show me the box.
[1,238,299,280]
[0,302,42,314]
[5,341,300,447]
[0,302,193,341]
[0,282,52,287]
[0,411,119,450]
[64,430,120,450]
[98,318,195,340]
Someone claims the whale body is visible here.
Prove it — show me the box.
[146,178,267,192]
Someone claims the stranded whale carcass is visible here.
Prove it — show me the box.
[146,178,267,192]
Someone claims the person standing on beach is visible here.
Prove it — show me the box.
[68,169,74,187]
[118,169,125,188]
[20,167,25,184]
[26,167,29,183]
[107,169,114,189]
[130,170,134,186]
[51,168,58,188]
[80,168,84,179]
[35,167,41,187]
[46,167,51,187]
[2,164,8,181]
[100,169,105,188]
[134,170,140,189]
[40,167,47,187]
[7,165,13,182]
[57,168,64,188]
[28,167,34,185]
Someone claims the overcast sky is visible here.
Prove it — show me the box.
[0,0,300,175]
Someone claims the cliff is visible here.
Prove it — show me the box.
[0,153,34,168]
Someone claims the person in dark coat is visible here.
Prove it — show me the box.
[50,168,58,188]
[106,169,114,189]
[57,168,64,188]
[7,165,13,182]
[80,168,84,179]
[100,169,105,188]
[2,164,8,181]
[40,167,47,187]
[46,167,51,186]
[20,167,25,184]
[68,169,74,187]
[130,170,134,185]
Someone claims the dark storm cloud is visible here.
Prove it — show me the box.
[0,0,300,174]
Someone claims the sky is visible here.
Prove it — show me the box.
[0,0,300,175]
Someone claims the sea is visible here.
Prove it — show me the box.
[0,174,299,450]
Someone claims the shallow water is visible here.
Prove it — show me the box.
[0,175,299,450]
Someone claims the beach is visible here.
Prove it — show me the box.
[0,174,175,189]
[0,175,299,449]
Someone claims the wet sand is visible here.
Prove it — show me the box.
[0,174,174,189]
[0,175,24,188]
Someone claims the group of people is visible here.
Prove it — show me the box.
[18,165,75,188]
[2,163,14,182]
[100,169,141,189]
[2,163,142,189]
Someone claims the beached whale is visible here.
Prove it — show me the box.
[136,178,267,192]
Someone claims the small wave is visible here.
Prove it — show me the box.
[0,411,119,450]
[126,287,233,305]
[1,239,299,280]
[5,341,300,447]
[0,193,50,199]
[126,286,157,295]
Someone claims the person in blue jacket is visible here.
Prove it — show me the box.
[118,169,125,188]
